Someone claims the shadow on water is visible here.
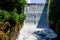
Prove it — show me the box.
[34,7,57,40]
[37,7,48,28]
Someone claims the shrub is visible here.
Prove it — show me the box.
[0,0,26,24]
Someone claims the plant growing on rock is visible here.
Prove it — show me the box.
[0,0,26,40]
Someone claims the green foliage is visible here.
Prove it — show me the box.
[0,0,26,24]
[0,0,26,13]
[49,0,60,34]
[16,0,26,14]
[11,9,19,24]
[19,13,26,22]
[0,10,10,22]
[49,0,55,21]
[49,0,60,23]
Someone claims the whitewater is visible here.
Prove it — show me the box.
[16,1,57,39]
[16,21,45,40]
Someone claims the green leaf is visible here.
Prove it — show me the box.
[19,13,26,22]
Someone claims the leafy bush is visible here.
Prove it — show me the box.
[19,13,26,22]
[0,0,26,40]
[0,0,26,24]
[0,10,10,22]
[11,11,19,24]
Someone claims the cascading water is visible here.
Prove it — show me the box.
[16,7,57,40]
[16,0,57,40]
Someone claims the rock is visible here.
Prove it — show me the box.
[0,21,23,40]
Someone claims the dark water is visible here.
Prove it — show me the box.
[34,7,57,40]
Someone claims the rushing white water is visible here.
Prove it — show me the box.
[16,7,57,40]
[16,21,45,40]
[16,0,57,40]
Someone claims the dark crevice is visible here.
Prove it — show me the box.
[0,39,2,40]
[8,19,16,26]
[4,26,10,33]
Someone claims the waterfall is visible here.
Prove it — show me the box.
[16,0,57,40]
[16,7,57,40]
